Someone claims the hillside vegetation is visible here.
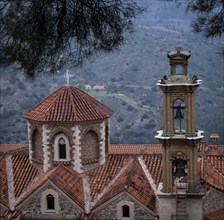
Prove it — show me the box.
[0,1,223,144]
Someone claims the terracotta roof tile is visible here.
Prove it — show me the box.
[0,158,8,207]
[94,159,157,212]
[0,144,28,156]
[18,165,85,209]
[87,154,131,200]
[143,154,163,186]
[109,144,162,154]
[203,208,224,220]
[0,209,20,218]
[0,153,37,209]
[200,156,224,192]
[49,165,85,209]
[199,144,224,192]
[18,166,58,205]
[23,85,113,122]
[12,154,39,198]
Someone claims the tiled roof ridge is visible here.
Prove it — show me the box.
[93,158,157,212]
[138,156,157,191]
[124,159,157,212]
[49,164,82,181]
[204,157,224,175]
[125,156,140,187]
[72,85,113,114]
[50,163,70,177]
[43,87,67,121]
[91,157,135,207]
[67,86,78,120]
[48,164,85,209]
[69,86,113,119]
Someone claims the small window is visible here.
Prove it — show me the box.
[58,138,66,159]
[122,205,130,217]
[47,194,55,210]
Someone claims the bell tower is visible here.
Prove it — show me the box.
[155,45,204,193]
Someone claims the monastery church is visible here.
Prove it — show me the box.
[0,47,223,220]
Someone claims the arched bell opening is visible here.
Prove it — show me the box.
[173,99,186,134]
[172,151,188,191]
[175,64,183,75]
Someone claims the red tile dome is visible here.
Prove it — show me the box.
[23,85,113,122]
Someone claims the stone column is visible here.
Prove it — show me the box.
[187,144,199,193]
[162,144,172,193]
[186,93,191,135]
[169,93,174,135]
[99,121,106,165]
[27,121,33,163]
[163,92,168,133]
[71,125,82,173]
[42,124,51,172]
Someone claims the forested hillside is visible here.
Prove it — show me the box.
[0,1,223,144]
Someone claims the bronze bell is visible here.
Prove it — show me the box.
[174,106,184,119]
[174,166,187,177]
[173,158,187,177]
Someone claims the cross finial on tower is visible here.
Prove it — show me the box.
[64,69,72,85]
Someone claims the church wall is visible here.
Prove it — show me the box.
[27,119,109,172]
[94,193,155,220]
[202,189,224,214]
[20,184,83,218]
[28,121,43,162]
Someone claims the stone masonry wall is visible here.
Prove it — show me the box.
[32,128,43,160]
[27,119,108,172]
[94,193,155,220]
[21,184,82,218]
[81,130,99,159]
[202,189,224,214]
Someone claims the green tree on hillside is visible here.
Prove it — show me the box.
[186,0,223,38]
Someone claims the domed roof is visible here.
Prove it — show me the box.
[23,85,113,122]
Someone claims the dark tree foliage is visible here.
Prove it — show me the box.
[187,0,224,38]
[0,0,142,77]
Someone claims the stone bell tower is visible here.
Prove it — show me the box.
[155,45,204,193]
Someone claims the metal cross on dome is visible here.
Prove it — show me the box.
[64,69,72,85]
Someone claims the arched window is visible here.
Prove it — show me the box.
[122,205,130,218]
[41,189,60,214]
[58,138,66,159]
[46,194,55,210]
[117,201,134,220]
[173,99,185,133]
[54,133,70,161]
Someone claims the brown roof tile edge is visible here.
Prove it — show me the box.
[0,144,28,156]
[203,208,224,220]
